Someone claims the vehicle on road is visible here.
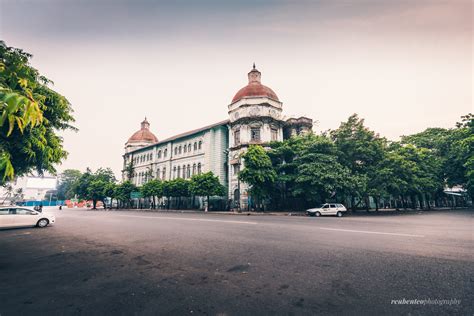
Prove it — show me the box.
[0,207,55,229]
[306,203,347,217]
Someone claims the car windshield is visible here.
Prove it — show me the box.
[319,204,327,208]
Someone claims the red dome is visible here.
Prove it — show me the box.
[127,129,158,143]
[232,83,279,103]
[127,118,158,144]
[231,65,279,103]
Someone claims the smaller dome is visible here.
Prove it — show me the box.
[127,118,158,144]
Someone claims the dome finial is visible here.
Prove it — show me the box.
[253,62,256,70]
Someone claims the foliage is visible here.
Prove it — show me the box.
[190,171,226,207]
[114,181,137,206]
[238,113,472,210]
[239,145,276,202]
[0,41,75,182]
[56,169,82,200]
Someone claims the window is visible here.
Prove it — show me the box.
[197,163,202,174]
[192,164,196,175]
[164,149,167,158]
[174,147,178,155]
[233,164,240,175]
[173,166,176,179]
[194,142,197,151]
[251,128,261,142]
[150,153,153,160]
[177,166,181,178]
[271,128,278,141]
[234,129,240,145]
[162,167,166,180]
[16,208,33,215]
[183,165,186,178]
[0,209,9,215]
[156,168,160,179]
[198,141,202,150]
[187,165,191,178]
[188,144,191,152]
[158,150,162,159]
[184,145,187,153]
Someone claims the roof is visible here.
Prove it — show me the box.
[232,84,279,103]
[127,119,229,154]
[127,117,158,144]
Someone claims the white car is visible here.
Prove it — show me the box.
[306,203,347,217]
[0,207,55,229]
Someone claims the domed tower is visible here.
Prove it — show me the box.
[125,118,158,153]
[228,65,285,209]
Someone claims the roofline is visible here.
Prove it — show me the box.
[126,119,230,154]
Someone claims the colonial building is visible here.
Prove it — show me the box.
[122,65,312,209]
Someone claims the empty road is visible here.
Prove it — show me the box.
[0,209,472,315]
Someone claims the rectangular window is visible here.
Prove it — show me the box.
[271,128,278,141]
[250,128,261,142]
[234,130,240,145]
[233,164,240,175]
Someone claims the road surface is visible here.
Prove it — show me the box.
[0,209,472,315]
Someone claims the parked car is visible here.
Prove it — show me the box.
[0,207,55,229]
[306,203,347,217]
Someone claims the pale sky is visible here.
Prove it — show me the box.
[0,0,472,178]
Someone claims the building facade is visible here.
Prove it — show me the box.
[122,65,312,209]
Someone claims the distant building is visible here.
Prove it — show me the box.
[0,175,57,205]
[122,65,313,209]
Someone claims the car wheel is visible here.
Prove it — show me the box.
[37,219,49,228]
[336,211,342,217]
[315,211,321,217]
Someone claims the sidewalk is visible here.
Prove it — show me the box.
[70,206,472,217]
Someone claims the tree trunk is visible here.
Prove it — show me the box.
[375,197,379,212]
[92,199,97,209]
[351,195,356,212]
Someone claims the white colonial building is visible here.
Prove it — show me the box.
[122,65,312,209]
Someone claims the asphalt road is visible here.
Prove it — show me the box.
[0,208,472,315]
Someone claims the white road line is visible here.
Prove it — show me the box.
[7,232,31,237]
[319,227,425,238]
[117,214,258,225]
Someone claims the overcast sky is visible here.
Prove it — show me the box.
[0,0,472,178]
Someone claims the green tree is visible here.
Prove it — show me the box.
[56,169,82,200]
[103,182,117,208]
[0,41,75,182]
[190,172,226,211]
[239,145,276,208]
[87,180,108,209]
[292,135,352,206]
[330,114,387,210]
[114,181,136,208]
[140,179,163,208]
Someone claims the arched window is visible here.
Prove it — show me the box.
[164,149,167,158]
[174,147,178,155]
[162,167,166,180]
[192,164,196,175]
[184,145,187,153]
[158,150,162,159]
[197,163,202,175]
[183,165,186,178]
[187,165,191,178]
[188,144,191,152]
[198,141,202,150]
[150,153,153,160]
[156,168,160,179]
[179,146,182,154]
[173,166,176,179]
[194,142,197,151]
[177,166,181,178]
